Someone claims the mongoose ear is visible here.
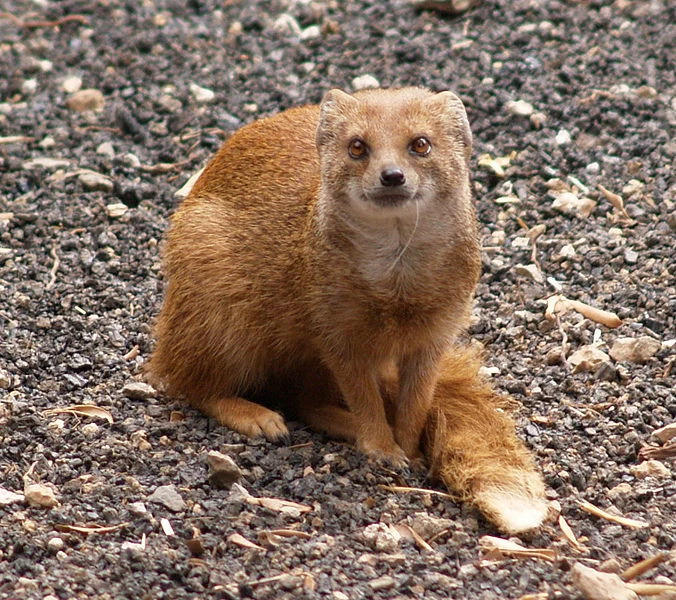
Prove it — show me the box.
[429,91,473,162]
[316,89,358,149]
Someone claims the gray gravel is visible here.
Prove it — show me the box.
[0,0,674,598]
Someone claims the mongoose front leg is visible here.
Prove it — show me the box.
[394,349,442,459]
[327,360,406,465]
[199,395,288,441]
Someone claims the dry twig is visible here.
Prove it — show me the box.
[621,552,668,582]
[578,500,648,529]
[0,12,89,28]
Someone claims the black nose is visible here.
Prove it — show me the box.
[380,167,406,187]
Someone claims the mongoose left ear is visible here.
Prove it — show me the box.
[428,91,472,162]
[316,89,358,149]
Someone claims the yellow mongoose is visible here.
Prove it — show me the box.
[149,88,547,532]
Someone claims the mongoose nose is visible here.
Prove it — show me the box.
[380,167,406,187]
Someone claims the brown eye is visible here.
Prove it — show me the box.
[348,138,368,159]
[410,137,431,156]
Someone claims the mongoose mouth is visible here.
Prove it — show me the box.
[366,190,416,208]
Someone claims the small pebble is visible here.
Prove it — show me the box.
[79,171,114,193]
[21,79,37,95]
[607,483,632,501]
[609,336,661,363]
[81,423,99,437]
[189,83,215,104]
[61,75,83,93]
[0,369,11,389]
[39,136,56,149]
[106,203,128,218]
[24,483,59,508]
[127,501,148,516]
[630,460,670,479]
[96,142,115,158]
[147,484,186,512]
[529,111,547,128]
[207,450,242,489]
[66,89,105,112]
[300,25,321,40]
[0,487,24,506]
[47,537,65,553]
[623,248,639,264]
[272,13,301,36]
[122,381,157,399]
[362,523,401,553]
[352,74,380,91]
[506,99,534,117]
[555,129,572,145]
[369,575,396,591]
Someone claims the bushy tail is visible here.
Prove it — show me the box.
[424,345,548,533]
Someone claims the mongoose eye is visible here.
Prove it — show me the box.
[348,138,369,159]
[409,137,431,156]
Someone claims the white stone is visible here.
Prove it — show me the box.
[0,487,24,506]
[506,99,534,117]
[352,74,380,91]
[78,171,114,192]
[609,337,661,363]
[555,129,572,145]
[300,25,321,40]
[23,157,71,170]
[106,203,128,218]
[22,79,37,95]
[630,460,670,479]
[189,83,215,104]
[61,75,83,94]
[96,142,115,158]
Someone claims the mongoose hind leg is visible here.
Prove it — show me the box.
[425,345,548,533]
[199,395,288,441]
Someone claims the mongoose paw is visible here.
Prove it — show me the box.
[231,410,289,442]
[358,437,409,468]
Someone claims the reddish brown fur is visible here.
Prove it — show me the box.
[148,88,546,530]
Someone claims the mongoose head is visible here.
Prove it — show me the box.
[316,87,472,223]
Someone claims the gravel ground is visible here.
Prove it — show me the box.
[0,0,674,598]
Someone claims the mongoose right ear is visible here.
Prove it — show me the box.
[428,91,473,163]
[316,89,358,149]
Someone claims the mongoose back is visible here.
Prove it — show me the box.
[149,87,481,464]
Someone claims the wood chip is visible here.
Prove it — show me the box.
[558,515,586,552]
[0,135,34,144]
[621,552,668,582]
[43,404,114,424]
[267,529,312,539]
[160,518,174,536]
[380,484,456,501]
[479,535,556,563]
[247,496,312,515]
[598,184,629,218]
[625,583,676,595]
[545,294,622,328]
[393,523,434,552]
[578,500,648,529]
[639,440,676,460]
[228,533,265,551]
[652,423,676,443]
[54,522,129,535]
